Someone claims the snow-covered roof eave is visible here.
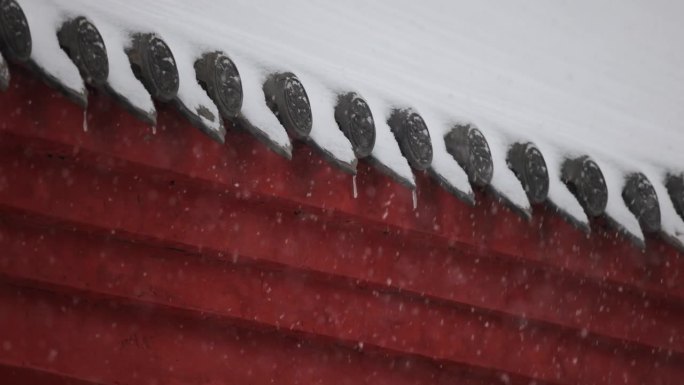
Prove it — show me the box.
[1,0,683,252]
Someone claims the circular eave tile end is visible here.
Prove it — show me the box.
[126,33,179,102]
[666,173,684,221]
[195,51,243,119]
[507,142,549,204]
[0,0,32,62]
[0,55,9,91]
[387,109,433,171]
[58,17,109,86]
[622,173,660,233]
[334,92,376,159]
[445,124,493,187]
[263,72,312,140]
[561,156,608,217]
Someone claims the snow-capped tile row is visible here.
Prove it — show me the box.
[1,0,683,251]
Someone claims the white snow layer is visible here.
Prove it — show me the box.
[18,0,85,101]
[482,125,532,216]
[298,72,356,170]
[421,111,473,202]
[82,17,156,122]
[30,0,684,238]
[365,95,415,188]
[537,143,590,230]
[599,158,645,245]
[167,39,223,137]
[232,57,291,156]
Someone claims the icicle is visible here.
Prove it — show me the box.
[151,123,157,135]
[82,107,88,132]
[412,189,417,210]
[352,174,358,199]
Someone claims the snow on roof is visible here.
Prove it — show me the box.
[2,0,684,250]
[19,0,85,105]
[91,19,156,124]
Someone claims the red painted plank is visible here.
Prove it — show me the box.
[0,67,681,305]
[0,137,681,357]
[0,284,539,385]
[0,212,681,384]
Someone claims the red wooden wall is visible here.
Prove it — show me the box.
[0,67,682,385]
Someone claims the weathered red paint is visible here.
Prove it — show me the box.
[0,66,682,384]
[1,216,682,384]
[0,143,681,356]
[1,284,517,385]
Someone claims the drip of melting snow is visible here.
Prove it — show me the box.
[82,107,88,132]
[352,174,358,199]
[152,123,157,135]
[412,190,418,210]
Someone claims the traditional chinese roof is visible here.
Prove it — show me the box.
[1,1,684,383]
[2,0,683,250]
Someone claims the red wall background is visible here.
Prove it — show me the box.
[0,68,682,385]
